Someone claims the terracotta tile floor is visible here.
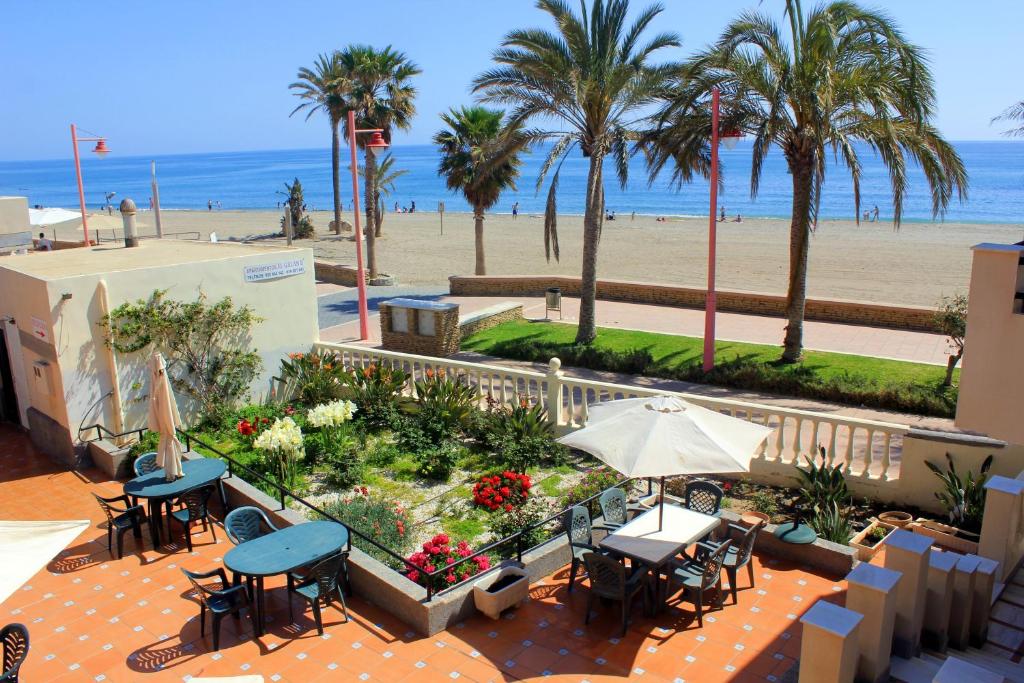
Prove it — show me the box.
[0,426,848,682]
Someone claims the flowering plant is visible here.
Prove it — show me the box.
[322,488,411,570]
[306,399,358,428]
[472,471,531,512]
[252,416,304,489]
[405,533,490,590]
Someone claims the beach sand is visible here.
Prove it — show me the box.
[61,209,1024,306]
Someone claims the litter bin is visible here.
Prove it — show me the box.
[545,287,562,320]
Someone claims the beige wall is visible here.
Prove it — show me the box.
[0,197,29,235]
[955,243,1024,444]
[0,243,319,438]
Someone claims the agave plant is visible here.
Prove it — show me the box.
[797,445,850,513]
[810,500,853,544]
[924,452,994,533]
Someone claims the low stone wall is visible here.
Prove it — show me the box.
[314,260,363,286]
[449,275,942,333]
[459,302,524,340]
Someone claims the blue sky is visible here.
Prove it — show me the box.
[1,0,1021,161]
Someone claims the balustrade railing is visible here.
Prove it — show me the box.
[316,342,910,483]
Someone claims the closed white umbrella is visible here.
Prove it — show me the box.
[558,395,773,529]
[147,353,184,481]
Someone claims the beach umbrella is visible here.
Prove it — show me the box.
[558,395,773,529]
[28,208,82,226]
[147,353,184,481]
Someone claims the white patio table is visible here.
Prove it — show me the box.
[599,503,719,568]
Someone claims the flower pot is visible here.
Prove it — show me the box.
[878,511,913,528]
[740,511,771,528]
[473,564,529,620]
[849,520,896,561]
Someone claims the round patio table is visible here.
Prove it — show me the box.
[123,457,227,548]
[223,521,349,636]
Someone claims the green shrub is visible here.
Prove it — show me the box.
[320,489,411,570]
[414,441,462,481]
[402,368,479,440]
[305,422,365,488]
[346,363,409,429]
[278,350,349,406]
[487,498,550,552]
[558,467,624,511]
[128,431,161,464]
[750,490,779,517]
[797,446,851,513]
[365,439,400,467]
[476,396,568,470]
[810,501,853,544]
[924,452,993,533]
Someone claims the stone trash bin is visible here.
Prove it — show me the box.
[473,562,530,620]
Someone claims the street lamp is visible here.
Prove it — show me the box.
[70,124,110,246]
[703,88,743,373]
[347,110,389,341]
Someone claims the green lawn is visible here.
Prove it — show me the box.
[463,320,958,417]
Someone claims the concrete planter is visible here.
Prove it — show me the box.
[849,520,896,561]
[878,510,913,528]
[473,563,529,620]
[908,519,979,554]
[739,511,771,528]
[369,274,397,286]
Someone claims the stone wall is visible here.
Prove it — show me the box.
[449,275,942,333]
[380,302,461,357]
[314,260,364,286]
[458,302,524,340]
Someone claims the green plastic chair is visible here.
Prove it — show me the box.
[92,493,146,559]
[669,539,731,627]
[597,489,629,530]
[133,452,160,476]
[169,485,217,552]
[564,505,603,593]
[0,623,29,683]
[180,567,250,651]
[581,552,650,637]
[287,553,349,634]
[701,522,763,604]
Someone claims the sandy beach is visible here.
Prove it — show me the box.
[58,209,1024,306]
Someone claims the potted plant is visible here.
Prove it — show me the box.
[917,452,993,552]
[849,520,896,561]
[877,511,913,528]
[473,561,530,620]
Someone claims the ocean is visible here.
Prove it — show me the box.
[1,141,1022,223]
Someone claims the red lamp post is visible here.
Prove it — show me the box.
[702,89,742,373]
[347,111,389,341]
[70,124,110,247]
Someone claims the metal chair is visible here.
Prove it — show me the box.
[669,540,732,627]
[287,553,349,634]
[581,552,650,637]
[180,567,250,651]
[0,623,29,683]
[701,522,763,604]
[684,481,724,516]
[92,493,146,559]
[133,452,160,476]
[596,489,629,531]
[564,506,602,593]
[169,485,217,552]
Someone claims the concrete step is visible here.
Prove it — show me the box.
[891,654,942,683]
[962,646,1024,682]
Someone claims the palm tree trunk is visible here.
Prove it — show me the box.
[374,187,384,237]
[364,151,378,279]
[782,159,814,363]
[473,205,486,275]
[331,122,342,236]
[575,153,604,345]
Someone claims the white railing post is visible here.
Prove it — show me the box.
[546,357,565,430]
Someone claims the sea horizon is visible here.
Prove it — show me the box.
[2,140,1022,224]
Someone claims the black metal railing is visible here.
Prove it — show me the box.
[81,423,653,602]
[79,423,147,444]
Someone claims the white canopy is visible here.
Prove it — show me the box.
[558,395,773,477]
[147,353,184,480]
[28,207,81,226]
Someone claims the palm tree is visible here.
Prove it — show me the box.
[434,106,530,275]
[993,100,1024,137]
[338,45,421,276]
[289,53,347,242]
[646,0,967,362]
[358,153,408,237]
[473,0,680,344]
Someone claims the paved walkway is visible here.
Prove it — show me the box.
[318,288,952,366]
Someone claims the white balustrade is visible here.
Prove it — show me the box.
[315,342,908,484]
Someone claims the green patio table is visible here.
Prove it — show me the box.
[223,520,349,636]
[123,457,227,548]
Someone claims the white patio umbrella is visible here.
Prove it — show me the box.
[558,395,773,529]
[147,353,184,481]
[28,208,82,226]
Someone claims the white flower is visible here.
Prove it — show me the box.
[253,416,304,457]
[307,399,358,428]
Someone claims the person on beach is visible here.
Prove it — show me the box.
[734,214,743,223]
[872,205,880,221]
[36,232,52,251]
[512,201,519,219]
[719,207,726,222]
[395,201,399,212]
[207,200,213,211]
[631,211,635,221]
[410,200,416,213]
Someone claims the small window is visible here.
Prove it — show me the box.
[417,310,435,337]
[391,308,409,333]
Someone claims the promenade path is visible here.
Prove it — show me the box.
[318,286,952,367]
